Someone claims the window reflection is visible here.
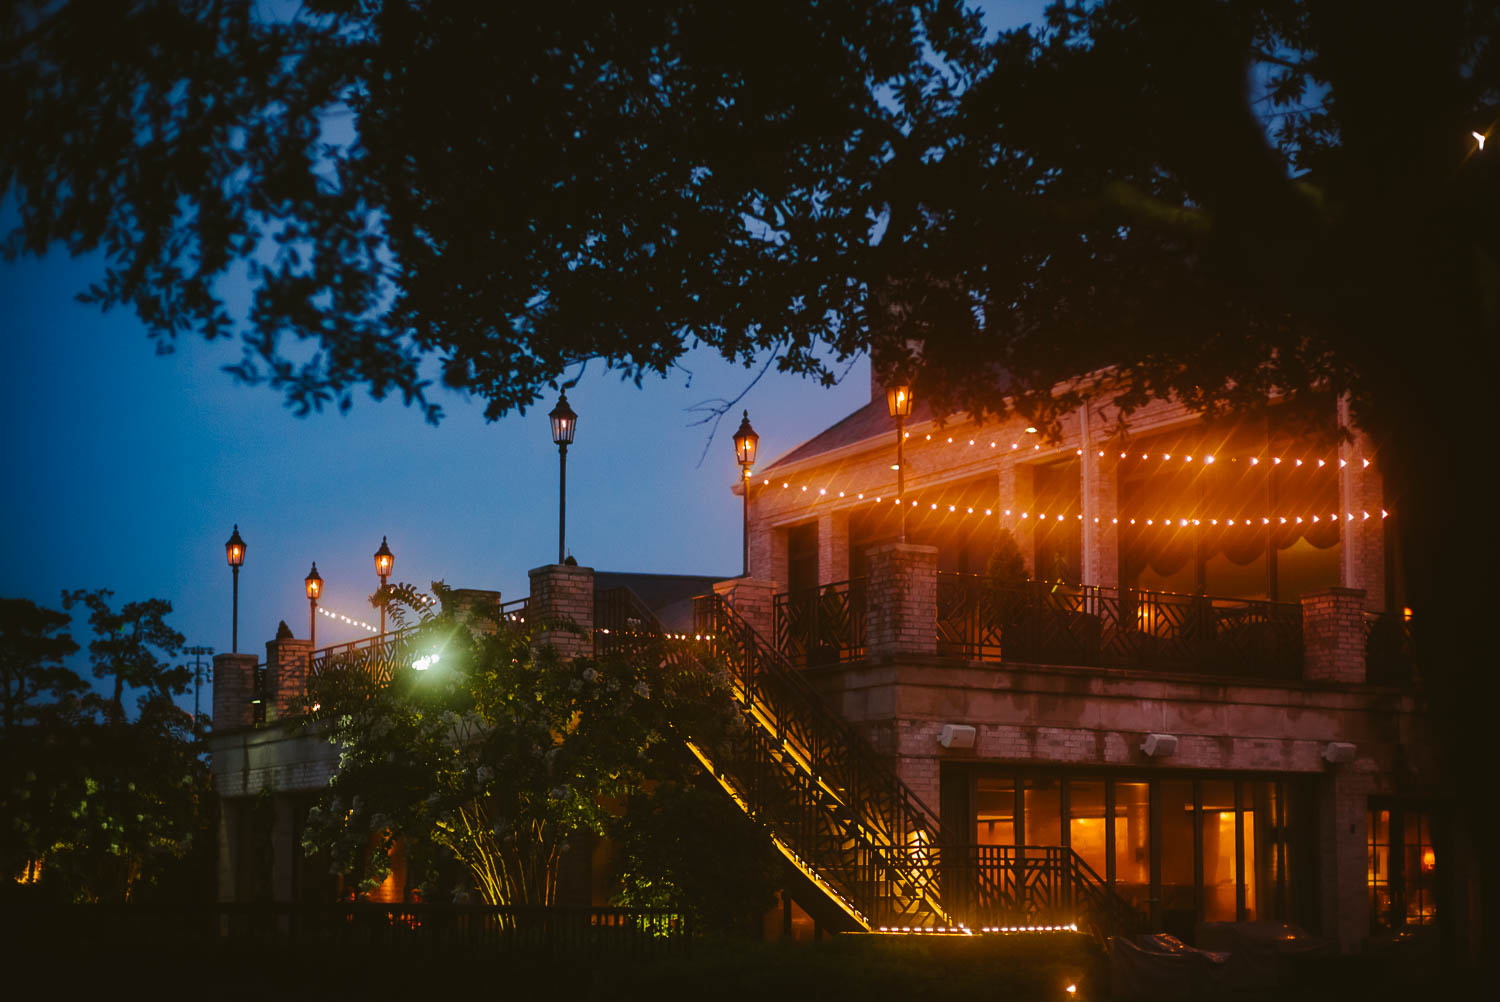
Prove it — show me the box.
[1114,782,1151,913]
[1070,781,1108,878]
[976,777,1014,847]
[1201,780,1237,921]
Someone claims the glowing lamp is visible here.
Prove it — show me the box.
[886,384,913,418]
[225,525,246,567]
[304,563,323,601]
[374,536,394,580]
[732,410,759,470]
[548,390,577,446]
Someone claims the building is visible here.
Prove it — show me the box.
[207,371,1462,956]
[721,371,1450,952]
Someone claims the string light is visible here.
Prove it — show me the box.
[317,606,379,634]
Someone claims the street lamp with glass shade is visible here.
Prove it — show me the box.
[886,383,913,543]
[305,563,323,650]
[549,390,578,565]
[732,410,760,576]
[225,525,246,653]
[373,536,394,635]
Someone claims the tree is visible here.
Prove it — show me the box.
[302,593,742,905]
[5,0,1498,944]
[0,597,82,731]
[2,590,208,903]
[62,590,186,721]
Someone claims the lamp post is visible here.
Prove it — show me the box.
[374,536,394,635]
[225,526,245,653]
[305,563,323,650]
[549,390,578,564]
[733,410,759,576]
[887,383,913,543]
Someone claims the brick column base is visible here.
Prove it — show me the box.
[528,563,595,660]
[1302,587,1367,683]
[866,543,938,660]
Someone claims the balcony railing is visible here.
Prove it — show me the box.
[1364,611,1414,684]
[773,578,867,667]
[308,629,417,688]
[936,575,1304,678]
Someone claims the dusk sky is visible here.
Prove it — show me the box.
[0,0,1042,710]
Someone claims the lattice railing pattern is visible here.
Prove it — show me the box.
[772,579,867,667]
[308,629,418,688]
[936,575,1303,678]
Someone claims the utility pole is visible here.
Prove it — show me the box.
[185,645,214,737]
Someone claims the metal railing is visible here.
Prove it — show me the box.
[3,903,690,956]
[594,586,664,657]
[887,844,1147,939]
[696,592,951,928]
[1364,611,1415,684]
[498,596,530,631]
[308,629,418,689]
[936,575,1304,678]
[773,579,867,667]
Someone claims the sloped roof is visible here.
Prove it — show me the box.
[763,397,939,473]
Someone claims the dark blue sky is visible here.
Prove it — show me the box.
[0,0,1043,711]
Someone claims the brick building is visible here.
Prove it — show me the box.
[720,370,1454,953]
[207,372,1462,956]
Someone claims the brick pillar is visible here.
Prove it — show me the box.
[443,588,502,634]
[714,577,775,641]
[999,461,1036,576]
[768,526,790,594]
[265,634,312,721]
[817,511,850,585]
[1338,400,1386,611]
[1318,766,1376,952]
[865,543,938,660]
[211,652,258,732]
[1301,587,1367,683]
[528,563,595,660]
[1080,438,1120,588]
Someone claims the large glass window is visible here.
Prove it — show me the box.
[1023,778,1062,846]
[1369,808,1392,927]
[1403,810,1438,927]
[1159,780,1197,932]
[1069,780,1108,878]
[1114,782,1152,913]
[975,777,1015,847]
[1201,780,1238,921]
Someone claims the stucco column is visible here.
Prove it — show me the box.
[264,633,312,722]
[713,577,776,641]
[528,563,595,660]
[998,460,1036,575]
[211,652,259,732]
[1337,399,1385,611]
[865,543,938,660]
[817,511,850,585]
[1301,587,1367,683]
[1080,413,1120,588]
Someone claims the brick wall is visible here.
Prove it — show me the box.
[528,563,594,659]
[264,636,312,722]
[713,577,775,640]
[866,543,938,659]
[1302,587,1367,683]
[212,652,258,732]
[817,510,850,585]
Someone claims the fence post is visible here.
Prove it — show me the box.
[1301,587,1367,683]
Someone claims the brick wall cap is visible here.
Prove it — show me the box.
[866,542,940,558]
[1299,586,1367,601]
[713,576,777,593]
[528,563,595,578]
[212,652,261,667]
